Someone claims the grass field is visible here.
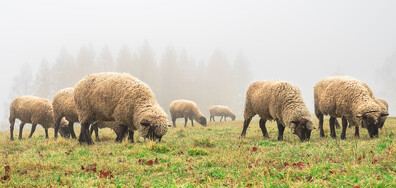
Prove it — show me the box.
[0,117,395,187]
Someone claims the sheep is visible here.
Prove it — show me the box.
[241,80,315,142]
[314,76,389,139]
[74,72,169,145]
[9,96,69,140]
[89,121,129,142]
[209,105,236,122]
[169,99,207,128]
[52,87,78,140]
[353,98,389,137]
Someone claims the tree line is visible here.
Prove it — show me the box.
[3,41,252,127]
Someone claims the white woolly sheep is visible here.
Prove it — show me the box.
[169,99,207,128]
[74,72,169,145]
[52,87,78,140]
[241,80,315,142]
[90,121,129,142]
[209,105,236,122]
[314,76,389,139]
[9,96,69,140]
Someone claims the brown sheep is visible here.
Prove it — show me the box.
[74,72,168,145]
[209,105,236,122]
[9,96,69,140]
[169,99,207,128]
[241,80,315,142]
[314,76,389,139]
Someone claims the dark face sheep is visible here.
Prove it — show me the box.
[358,111,389,138]
[231,114,236,121]
[292,119,313,142]
[141,122,164,142]
[199,117,207,126]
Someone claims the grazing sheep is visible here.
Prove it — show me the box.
[353,98,389,137]
[314,76,389,139]
[241,80,315,142]
[52,87,78,140]
[90,121,129,142]
[74,72,169,145]
[169,99,207,128]
[209,105,236,122]
[9,96,69,140]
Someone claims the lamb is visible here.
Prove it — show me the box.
[9,96,69,140]
[52,87,78,140]
[209,105,236,122]
[314,76,389,139]
[169,99,207,128]
[74,72,169,145]
[90,121,129,142]
[241,80,315,142]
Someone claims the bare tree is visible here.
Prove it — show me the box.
[137,40,159,93]
[206,50,234,112]
[34,59,52,99]
[98,45,115,72]
[232,51,252,116]
[53,47,76,92]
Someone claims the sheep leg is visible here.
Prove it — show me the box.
[45,128,49,139]
[318,115,324,137]
[224,117,227,122]
[354,126,360,137]
[18,122,26,140]
[94,126,100,142]
[54,117,62,140]
[79,122,93,145]
[184,117,188,127]
[334,119,341,129]
[329,117,337,138]
[128,130,134,143]
[68,122,77,139]
[28,124,37,138]
[190,118,194,127]
[259,118,269,138]
[115,125,128,143]
[340,117,348,140]
[277,121,285,141]
[10,119,15,141]
[220,116,223,122]
[212,116,216,122]
[241,117,252,137]
[172,117,176,128]
[210,115,212,122]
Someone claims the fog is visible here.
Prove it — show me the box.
[1,1,396,129]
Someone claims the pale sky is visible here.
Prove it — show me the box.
[1,0,396,124]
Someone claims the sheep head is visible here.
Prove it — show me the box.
[291,118,314,142]
[198,116,207,126]
[230,114,236,121]
[357,111,389,138]
[58,120,71,138]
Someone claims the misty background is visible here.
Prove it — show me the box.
[1,1,396,130]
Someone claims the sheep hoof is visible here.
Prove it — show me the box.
[95,138,100,142]
[10,138,14,141]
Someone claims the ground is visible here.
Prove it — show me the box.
[0,117,395,187]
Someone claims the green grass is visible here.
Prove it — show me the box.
[0,117,395,187]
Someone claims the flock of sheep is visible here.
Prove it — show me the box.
[8,72,389,144]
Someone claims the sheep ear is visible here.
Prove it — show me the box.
[140,121,150,127]
[381,113,389,117]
